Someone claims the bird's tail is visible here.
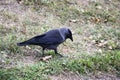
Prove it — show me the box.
[17,41,29,46]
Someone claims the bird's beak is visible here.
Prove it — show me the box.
[68,29,73,41]
[70,36,73,41]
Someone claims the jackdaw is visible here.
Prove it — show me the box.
[17,28,73,56]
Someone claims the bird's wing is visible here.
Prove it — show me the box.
[26,34,46,44]
[35,30,64,45]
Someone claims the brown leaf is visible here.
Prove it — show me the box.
[97,41,108,47]
[42,55,52,61]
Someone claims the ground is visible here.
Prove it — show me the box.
[50,71,120,80]
[0,0,120,80]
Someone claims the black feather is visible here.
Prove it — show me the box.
[17,28,73,56]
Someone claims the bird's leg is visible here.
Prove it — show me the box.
[54,48,63,57]
[54,48,58,54]
[42,48,45,56]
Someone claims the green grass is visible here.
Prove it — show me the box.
[0,50,120,80]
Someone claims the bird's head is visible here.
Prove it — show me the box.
[59,28,73,41]
[66,28,73,41]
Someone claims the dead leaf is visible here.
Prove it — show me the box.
[97,41,108,47]
[69,19,78,23]
[108,46,113,50]
[41,55,52,61]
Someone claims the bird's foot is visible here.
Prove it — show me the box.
[56,53,63,57]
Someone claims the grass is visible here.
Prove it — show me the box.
[0,0,120,79]
[0,50,120,80]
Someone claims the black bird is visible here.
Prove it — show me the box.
[17,28,73,56]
